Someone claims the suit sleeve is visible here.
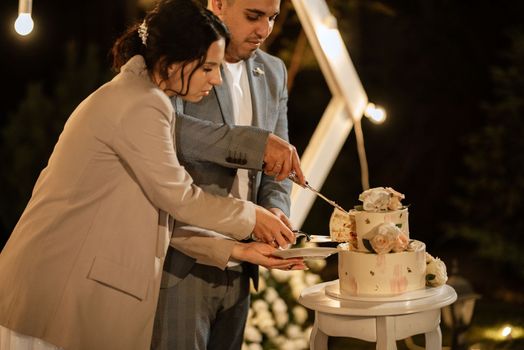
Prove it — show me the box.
[174,109,269,170]
[111,92,255,240]
[170,228,237,270]
[257,59,292,216]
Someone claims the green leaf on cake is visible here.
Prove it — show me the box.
[396,223,403,228]
[363,239,376,253]
[426,274,436,281]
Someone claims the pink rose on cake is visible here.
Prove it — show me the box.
[391,231,409,252]
[425,253,448,287]
[369,231,393,254]
[358,187,405,212]
[363,223,409,254]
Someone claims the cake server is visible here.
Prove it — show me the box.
[288,172,350,214]
[292,230,333,244]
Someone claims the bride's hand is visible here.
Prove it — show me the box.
[251,206,296,248]
[231,242,306,270]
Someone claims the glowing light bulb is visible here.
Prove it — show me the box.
[14,0,34,36]
[502,326,512,338]
[14,13,34,36]
[364,102,387,124]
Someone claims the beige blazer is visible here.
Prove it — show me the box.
[0,55,255,350]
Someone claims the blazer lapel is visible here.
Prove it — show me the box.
[246,56,267,129]
[246,54,268,203]
[214,65,235,124]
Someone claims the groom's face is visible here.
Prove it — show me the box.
[212,0,281,63]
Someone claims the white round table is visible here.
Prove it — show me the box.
[298,280,457,350]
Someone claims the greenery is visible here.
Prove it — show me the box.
[445,29,524,279]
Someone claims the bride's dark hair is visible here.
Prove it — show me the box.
[111,0,230,96]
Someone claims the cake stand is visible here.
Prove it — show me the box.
[298,280,457,350]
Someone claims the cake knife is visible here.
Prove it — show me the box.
[288,172,350,214]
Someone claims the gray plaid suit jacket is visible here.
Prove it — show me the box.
[161,49,292,290]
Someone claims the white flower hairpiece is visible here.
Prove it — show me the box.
[138,20,148,46]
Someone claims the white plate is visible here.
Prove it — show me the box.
[272,247,339,260]
[324,282,444,302]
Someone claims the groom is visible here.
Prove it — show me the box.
[151,0,299,349]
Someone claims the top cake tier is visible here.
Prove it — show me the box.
[329,187,410,252]
[330,208,410,252]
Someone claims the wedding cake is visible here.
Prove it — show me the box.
[330,187,447,297]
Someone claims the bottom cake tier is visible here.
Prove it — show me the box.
[338,241,426,296]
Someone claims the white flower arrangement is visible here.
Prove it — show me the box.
[425,253,448,287]
[243,245,324,350]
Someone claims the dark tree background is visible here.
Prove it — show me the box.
[1,0,523,304]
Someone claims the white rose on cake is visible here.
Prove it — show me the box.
[359,187,405,212]
[359,188,390,211]
[384,187,405,210]
[425,253,448,287]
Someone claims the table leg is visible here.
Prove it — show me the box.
[310,312,328,350]
[425,325,442,350]
[376,316,397,350]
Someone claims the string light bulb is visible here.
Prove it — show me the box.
[502,325,513,339]
[14,0,34,36]
[364,102,386,124]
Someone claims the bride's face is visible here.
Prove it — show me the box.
[166,38,225,102]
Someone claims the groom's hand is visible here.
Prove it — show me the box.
[263,134,305,184]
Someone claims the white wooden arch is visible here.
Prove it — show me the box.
[289,0,368,228]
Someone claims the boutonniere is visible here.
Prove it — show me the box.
[253,67,265,76]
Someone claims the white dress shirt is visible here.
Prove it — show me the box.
[223,61,253,201]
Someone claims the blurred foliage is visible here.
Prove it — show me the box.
[445,29,524,278]
[0,42,112,244]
